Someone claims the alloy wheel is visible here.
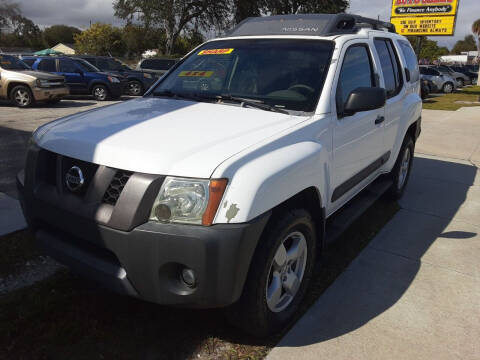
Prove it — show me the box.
[266,231,308,313]
[14,89,31,106]
[397,147,411,190]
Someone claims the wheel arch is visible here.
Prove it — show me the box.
[7,82,31,99]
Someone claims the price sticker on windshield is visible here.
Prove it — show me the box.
[198,48,234,56]
[178,71,214,77]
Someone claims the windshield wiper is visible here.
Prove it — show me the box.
[213,94,289,114]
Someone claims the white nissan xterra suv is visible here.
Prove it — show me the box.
[18,14,421,336]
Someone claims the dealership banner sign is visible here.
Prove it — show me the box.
[391,0,459,36]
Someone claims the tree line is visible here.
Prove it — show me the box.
[0,0,478,61]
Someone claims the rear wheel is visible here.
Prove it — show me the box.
[127,80,143,96]
[10,85,34,108]
[442,82,454,93]
[92,84,109,101]
[227,209,316,337]
[389,135,414,200]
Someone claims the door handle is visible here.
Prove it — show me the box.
[375,116,385,125]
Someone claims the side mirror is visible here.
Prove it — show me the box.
[343,87,386,116]
[75,69,84,75]
[405,68,411,82]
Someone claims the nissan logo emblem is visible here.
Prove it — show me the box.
[65,166,85,192]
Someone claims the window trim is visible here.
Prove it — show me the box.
[336,43,376,118]
[374,37,404,99]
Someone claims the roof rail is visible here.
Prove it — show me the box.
[225,14,396,38]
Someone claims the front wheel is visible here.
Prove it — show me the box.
[456,78,464,87]
[10,85,34,108]
[389,136,414,200]
[227,209,317,337]
[92,84,109,101]
[127,80,144,96]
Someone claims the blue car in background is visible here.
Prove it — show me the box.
[22,56,127,101]
[74,56,157,96]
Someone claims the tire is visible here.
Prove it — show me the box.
[227,209,317,337]
[456,78,464,87]
[442,82,454,93]
[10,85,34,108]
[92,84,109,101]
[127,80,143,96]
[389,135,414,200]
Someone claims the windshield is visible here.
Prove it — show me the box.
[102,58,131,71]
[152,39,334,112]
[73,58,100,72]
[0,55,30,70]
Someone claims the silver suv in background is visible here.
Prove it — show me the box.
[436,65,471,87]
[136,58,178,76]
[419,65,457,93]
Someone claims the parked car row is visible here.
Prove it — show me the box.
[419,64,478,95]
[0,53,178,107]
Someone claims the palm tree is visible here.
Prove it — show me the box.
[472,19,480,85]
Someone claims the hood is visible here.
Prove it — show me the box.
[35,97,307,178]
[7,70,64,81]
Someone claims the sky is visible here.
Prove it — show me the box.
[15,0,479,50]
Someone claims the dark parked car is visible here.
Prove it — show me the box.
[449,65,478,84]
[22,56,127,101]
[75,56,157,96]
[136,58,178,76]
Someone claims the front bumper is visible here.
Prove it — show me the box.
[17,145,269,308]
[32,86,70,101]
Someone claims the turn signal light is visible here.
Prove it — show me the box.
[202,179,228,226]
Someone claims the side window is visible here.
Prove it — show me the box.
[97,58,109,70]
[397,40,419,82]
[141,60,152,69]
[22,59,35,67]
[336,44,374,114]
[374,38,403,98]
[58,59,78,73]
[38,59,56,72]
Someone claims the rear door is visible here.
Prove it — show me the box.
[372,37,405,156]
[57,58,87,94]
[330,41,386,209]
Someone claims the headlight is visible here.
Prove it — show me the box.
[143,73,152,79]
[150,177,227,225]
[108,76,120,83]
[36,79,50,88]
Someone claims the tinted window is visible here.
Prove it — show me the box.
[374,39,403,98]
[58,59,78,73]
[0,55,30,70]
[72,59,99,72]
[142,59,176,70]
[337,45,374,112]
[38,59,57,72]
[397,40,419,82]
[22,59,35,67]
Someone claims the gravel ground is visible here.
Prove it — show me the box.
[0,256,61,295]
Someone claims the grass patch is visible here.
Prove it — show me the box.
[423,86,480,111]
[0,230,39,277]
[0,196,398,360]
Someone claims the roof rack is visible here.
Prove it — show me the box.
[225,14,396,38]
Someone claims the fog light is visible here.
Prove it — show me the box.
[181,268,196,288]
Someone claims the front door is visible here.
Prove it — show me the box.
[57,59,87,94]
[330,42,386,211]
